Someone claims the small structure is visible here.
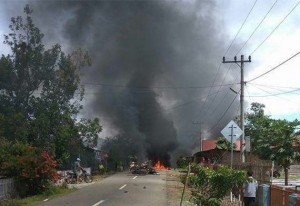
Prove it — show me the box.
[193,139,273,183]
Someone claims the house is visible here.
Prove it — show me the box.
[194,139,273,182]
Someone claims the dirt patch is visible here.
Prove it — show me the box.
[166,170,194,206]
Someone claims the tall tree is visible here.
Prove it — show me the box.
[245,102,300,185]
[0,5,100,166]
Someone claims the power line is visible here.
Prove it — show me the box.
[193,63,223,121]
[246,83,300,105]
[81,82,238,90]
[248,82,300,90]
[172,0,258,134]
[208,93,239,133]
[235,0,279,56]
[246,84,300,97]
[222,55,251,163]
[162,87,231,113]
[224,0,258,56]
[250,0,300,55]
[247,51,300,82]
[202,64,240,120]
[191,0,257,124]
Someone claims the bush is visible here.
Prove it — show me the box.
[0,139,59,197]
[176,155,192,169]
[206,198,221,206]
[188,164,246,205]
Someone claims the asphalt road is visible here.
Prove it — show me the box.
[35,171,167,206]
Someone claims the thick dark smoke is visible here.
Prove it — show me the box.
[2,0,239,165]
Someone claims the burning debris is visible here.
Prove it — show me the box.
[153,160,169,170]
[130,160,170,175]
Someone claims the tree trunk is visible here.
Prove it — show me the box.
[284,168,288,186]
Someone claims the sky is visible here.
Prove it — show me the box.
[0,0,300,153]
[220,0,300,121]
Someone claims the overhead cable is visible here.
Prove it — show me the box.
[246,83,300,105]
[81,82,238,90]
[192,0,257,124]
[235,0,278,56]
[224,0,258,56]
[247,84,300,97]
[247,51,300,82]
[248,82,300,90]
[208,93,239,132]
[250,0,300,55]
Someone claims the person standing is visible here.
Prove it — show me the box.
[243,171,258,206]
[74,158,84,183]
[98,163,105,175]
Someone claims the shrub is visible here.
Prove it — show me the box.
[176,155,192,169]
[0,139,59,197]
[206,198,221,206]
[188,164,246,205]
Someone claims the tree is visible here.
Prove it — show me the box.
[0,5,99,166]
[245,102,300,185]
[102,135,140,171]
[78,118,102,148]
[0,138,59,197]
[215,136,237,151]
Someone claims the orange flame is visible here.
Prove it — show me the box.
[153,160,168,170]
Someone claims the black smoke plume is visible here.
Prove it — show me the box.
[2,0,239,165]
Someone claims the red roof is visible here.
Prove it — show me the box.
[201,139,241,151]
[201,140,217,151]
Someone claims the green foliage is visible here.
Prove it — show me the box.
[78,118,102,148]
[189,164,245,205]
[102,135,140,171]
[0,185,74,206]
[245,102,300,185]
[0,5,101,168]
[206,198,221,206]
[0,199,22,206]
[42,184,67,196]
[0,139,59,197]
[215,136,236,150]
[176,155,192,168]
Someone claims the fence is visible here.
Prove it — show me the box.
[270,185,300,206]
[0,178,14,199]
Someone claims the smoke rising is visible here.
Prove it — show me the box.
[2,0,240,165]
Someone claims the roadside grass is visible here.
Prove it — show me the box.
[0,185,76,206]
[272,174,300,180]
[284,174,300,180]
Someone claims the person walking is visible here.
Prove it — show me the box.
[243,171,258,206]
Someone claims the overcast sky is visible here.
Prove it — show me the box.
[220,0,300,121]
[1,0,300,144]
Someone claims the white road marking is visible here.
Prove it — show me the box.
[133,176,138,179]
[92,200,105,206]
[43,199,48,202]
[119,184,127,190]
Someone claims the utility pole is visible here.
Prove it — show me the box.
[222,55,251,163]
[193,121,202,152]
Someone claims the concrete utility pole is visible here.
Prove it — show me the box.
[222,55,251,163]
[193,121,202,152]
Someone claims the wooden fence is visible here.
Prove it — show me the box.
[0,178,14,199]
[270,185,300,206]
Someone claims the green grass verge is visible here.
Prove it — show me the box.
[286,175,300,180]
[0,185,76,206]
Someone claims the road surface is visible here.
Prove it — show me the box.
[36,171,167,206]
